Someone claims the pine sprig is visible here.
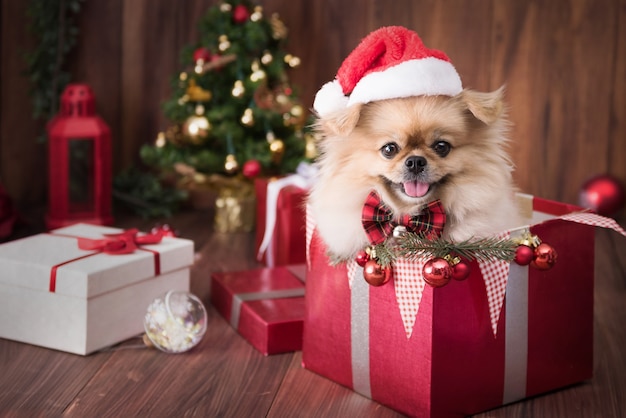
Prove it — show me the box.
[398,233,517,263]
[365,242,393,268]
[328,233,518,268]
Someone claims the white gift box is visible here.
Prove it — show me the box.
[0,223,194,355]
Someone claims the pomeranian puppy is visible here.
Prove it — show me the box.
[308,87,521,261]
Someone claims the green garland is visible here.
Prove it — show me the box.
[364,233,518,268]
[398,233,517,262]
[328,232,519,267]
[25,0,84,139]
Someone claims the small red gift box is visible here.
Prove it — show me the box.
[211,265,306,355]
[302,194,626,417]
[254,176,308,267]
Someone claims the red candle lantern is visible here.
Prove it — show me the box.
[46,83,113,230]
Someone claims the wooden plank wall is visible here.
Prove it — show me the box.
[1,0,625,218]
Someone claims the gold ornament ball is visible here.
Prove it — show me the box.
[251,6,263,21]
[155,132,166,148]
[276,93,289,106]
[269,139,284,154]
[224,154,239,174]
[284,54,301,68]
[261,51,273,65]
[182,114,211,144]
[218,35,231,52]
[232,80,245,98]
[305,134,318,159]
[290,105,304,117]
[250,69,266,82]
[269,139,285,164]
[241,108,255,126]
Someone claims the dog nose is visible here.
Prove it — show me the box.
[405,156,427,173]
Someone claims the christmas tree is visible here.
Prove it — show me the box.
[140,0,315,185]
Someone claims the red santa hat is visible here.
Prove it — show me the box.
[313,26,462,116]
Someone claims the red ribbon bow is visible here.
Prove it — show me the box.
[49,228,165,292]
[361,190,446,245]
[76,228,163,254]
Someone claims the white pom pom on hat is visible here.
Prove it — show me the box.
[313,26,463,117]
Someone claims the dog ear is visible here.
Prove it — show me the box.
[461,86,505,125]
[316,103,363,136]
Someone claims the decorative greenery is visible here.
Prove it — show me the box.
[328,233,518,267]
[400,233,517,262]
[373,233,518,267]
[24,0,84,139]
[113,168,188,219]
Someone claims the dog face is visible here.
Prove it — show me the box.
[309,87,517,259]
[316,88,508,216]
[354,95,469,213]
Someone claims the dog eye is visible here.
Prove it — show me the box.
[380,142,399,159]
[432,141,451,157]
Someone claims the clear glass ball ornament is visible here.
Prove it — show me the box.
[144,290,208,353]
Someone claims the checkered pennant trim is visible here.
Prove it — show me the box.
[347,259,358,289]
[559,212,626,237]
[478,230,512,337]
[393,257,426,338]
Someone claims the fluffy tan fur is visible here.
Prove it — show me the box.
[308,87,521,260]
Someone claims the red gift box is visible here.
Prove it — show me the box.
[211,265,305,355]
[254,176,308,267]
[302,195,626,417]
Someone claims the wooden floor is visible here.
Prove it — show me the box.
[0,207,624,417]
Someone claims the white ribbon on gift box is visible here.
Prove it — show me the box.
[230,287,306,330]
[502,261,529,404]
[229,266,307,330]
[350,263,372,399]
[257,162,316,267]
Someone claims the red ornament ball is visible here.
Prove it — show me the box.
[422,257,452,288]
[363,259,391,286]
[355,250,370,267]
[451,259,471,281]
[193,47,211,63]
[579,174,625,216]
[514,245,535,265]
[242,159,261,178]
[531,243,558,271]
[232,4,250,23]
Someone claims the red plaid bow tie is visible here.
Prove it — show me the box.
[361,190,446,245]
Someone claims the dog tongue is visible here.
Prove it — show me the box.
[403,181,430,198]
